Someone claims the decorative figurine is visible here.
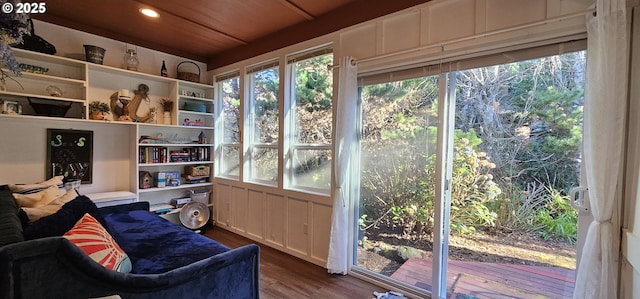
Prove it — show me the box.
[110,84,153,122]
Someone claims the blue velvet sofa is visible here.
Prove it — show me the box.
[0,187,260,299]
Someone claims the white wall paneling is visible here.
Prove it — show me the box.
[286,197,309,256]
[484,0,547,31]
[246,189,266,239]
[425,0,476,43]
[339,23,378,60]
[211,180,331,266]
[381,10,421,54]
[231,185,248,231]
[214,183,232,227]
[311,202,333,264]
[266,193,285,247]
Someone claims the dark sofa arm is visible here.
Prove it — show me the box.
[0,237,259,299]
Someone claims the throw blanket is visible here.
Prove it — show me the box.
[102,209,229,274]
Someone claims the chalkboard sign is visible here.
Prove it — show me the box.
[46,129,93,184]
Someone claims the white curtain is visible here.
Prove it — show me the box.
[574,1,628,298]
[327,56,358,274]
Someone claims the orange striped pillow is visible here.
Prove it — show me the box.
[63,213,132,273]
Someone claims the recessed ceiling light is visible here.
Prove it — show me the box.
[140,8,159,18]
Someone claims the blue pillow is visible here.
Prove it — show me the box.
[22,195,104,240]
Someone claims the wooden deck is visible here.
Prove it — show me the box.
[391,258,576,298]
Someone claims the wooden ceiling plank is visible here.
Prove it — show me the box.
[134,0,249,45]
[277,0,315,20]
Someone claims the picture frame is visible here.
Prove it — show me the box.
[46,129,93,184]
[1,100,21,115]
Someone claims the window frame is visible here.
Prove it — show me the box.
[284,46,334,194]
[244,60,281,186]
[215,71,242,180]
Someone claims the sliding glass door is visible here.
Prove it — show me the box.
[354,74,440,291]
[352,47,587,299]
[445,52,585,299]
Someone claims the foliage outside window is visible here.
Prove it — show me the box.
[453,53,584,242]
[358,76,440,238]
[286,49,333,193]
[357,51,584,248]
[216,73,241,178]
[247,62,279,184]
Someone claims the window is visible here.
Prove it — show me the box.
[285,47,333,193]
[246,61,280,184]
[216,46,334,195]
[216,72,241,179]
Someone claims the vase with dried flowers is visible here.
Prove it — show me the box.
[0,3,29,90]
[161,99,173,125]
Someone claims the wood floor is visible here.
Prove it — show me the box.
[392,258,575,298]
[204,227,385,299]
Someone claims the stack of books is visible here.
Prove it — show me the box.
[139,146,168,163]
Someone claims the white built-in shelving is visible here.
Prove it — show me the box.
[0,48,215,216]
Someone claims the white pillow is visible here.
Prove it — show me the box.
[8,176,65,194]
[13,185,60,208]
[21,189,79,222]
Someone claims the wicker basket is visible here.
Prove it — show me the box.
[190,189,210,205]
[185,165,210,177]
[177,61,200,83]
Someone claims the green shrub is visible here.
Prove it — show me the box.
[360,125,501,236]
[534,189,577,243]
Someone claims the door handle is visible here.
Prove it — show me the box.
[570,186,590,215]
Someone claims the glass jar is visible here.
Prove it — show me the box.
[46,85,62,97]
[123,49,139,71]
